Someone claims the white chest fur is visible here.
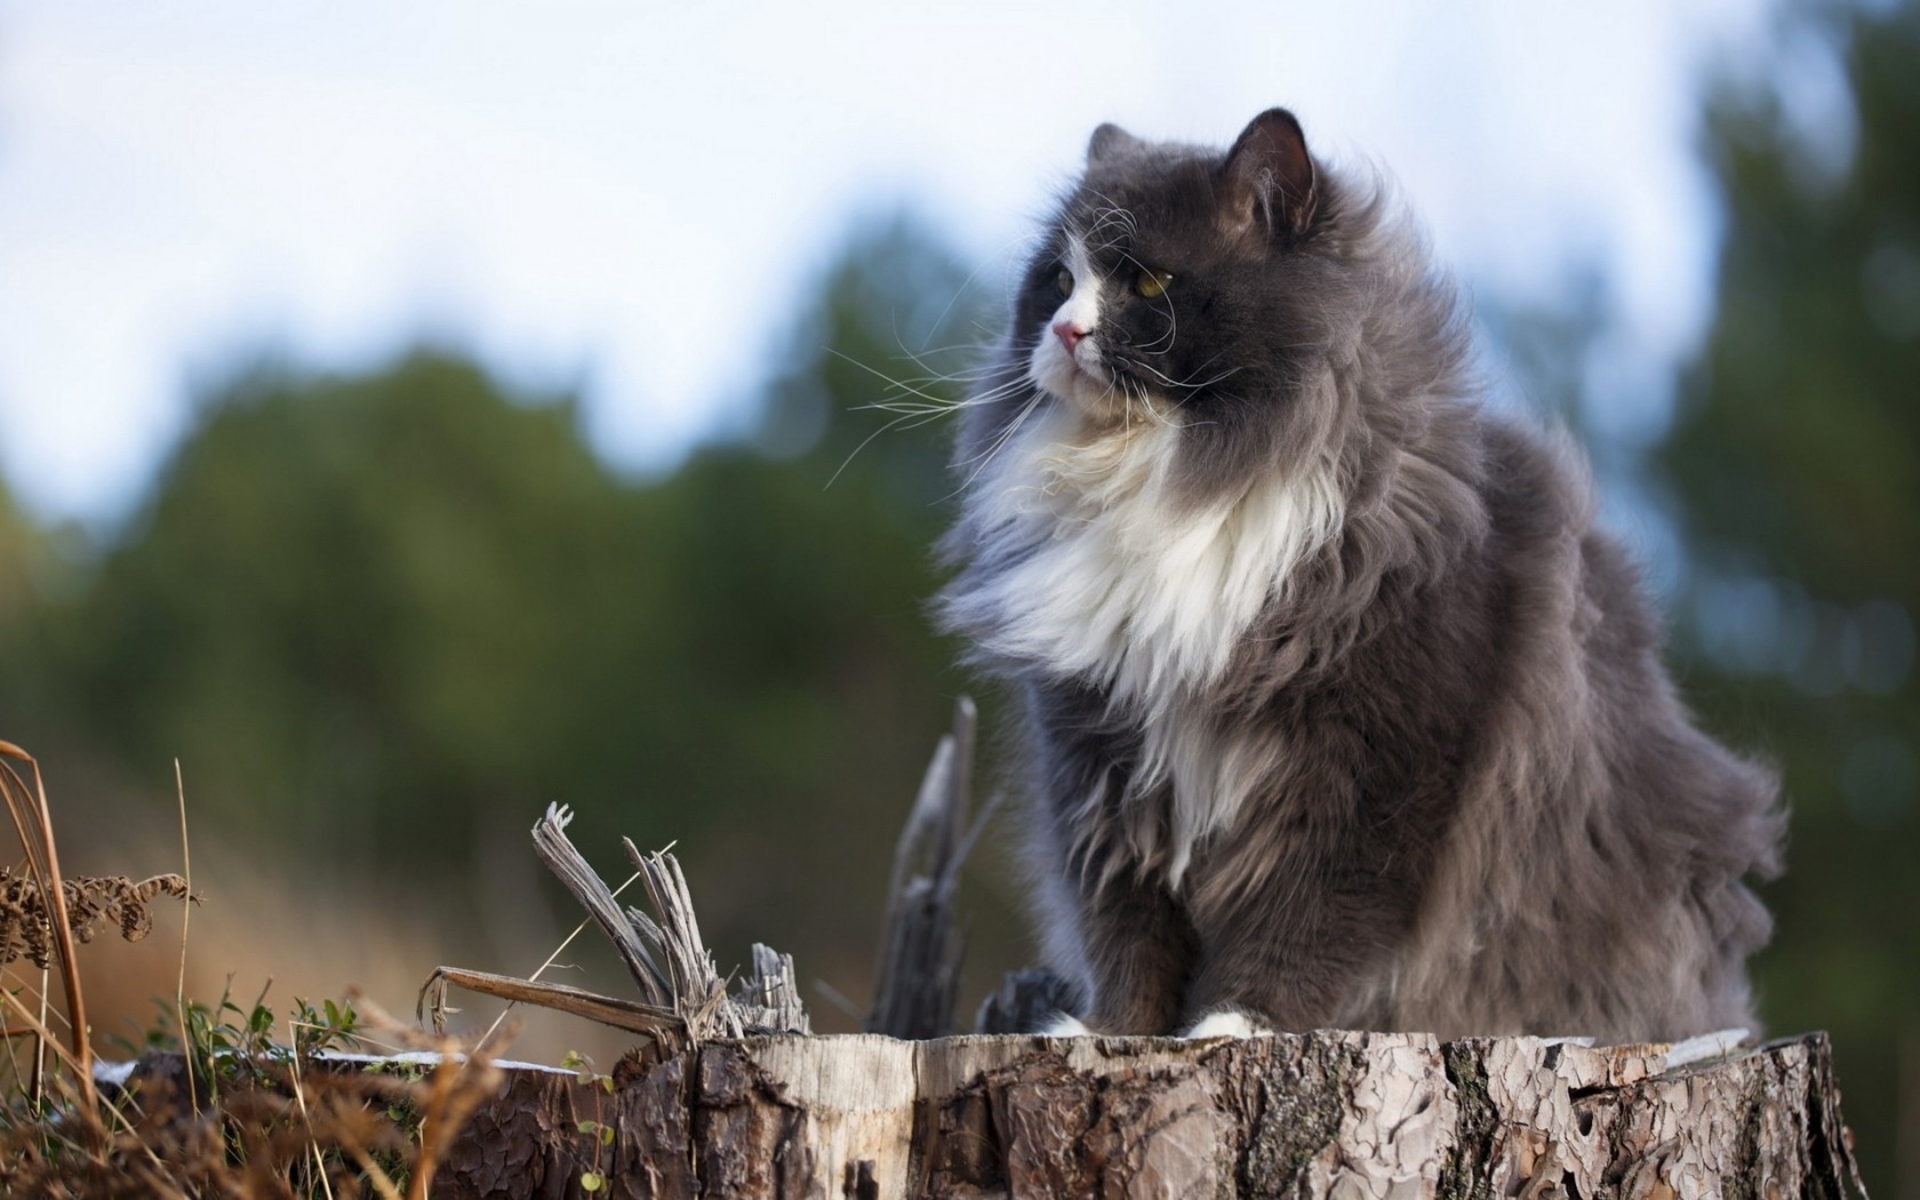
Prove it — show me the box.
[956,406,1344,879]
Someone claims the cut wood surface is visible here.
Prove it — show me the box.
[433,1028,1866,1200]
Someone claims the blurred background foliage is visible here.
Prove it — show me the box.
[0,213,1021,1056]
[0,0,1914,1191]
[1658,2,1920,1189]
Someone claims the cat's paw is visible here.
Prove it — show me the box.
[1182,1009,1273,1039]
[1039,1012,1094,1037]
[1663,1027,1750,1068]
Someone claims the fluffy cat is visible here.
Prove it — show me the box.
[937,109,1782,1042]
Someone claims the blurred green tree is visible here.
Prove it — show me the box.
[42,354,649,866]
[1658,1,1920,1188]
[25,211,1001,1018]
[0,477,45,633]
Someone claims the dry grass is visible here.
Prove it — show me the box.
[0,742,503,1199]
[0,1001,505,1199]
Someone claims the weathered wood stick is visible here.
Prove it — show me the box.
[531,803,670,1005]
[868,696,997,1040]
[416,966,678,1038]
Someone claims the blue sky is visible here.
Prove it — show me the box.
[0,0,1827,524]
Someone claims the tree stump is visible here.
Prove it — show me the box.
[422,718,1866,1197]
[433,1028,1865,1199]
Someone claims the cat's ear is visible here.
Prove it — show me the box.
[1087,123,1144,166]
[1220,108,1316,240]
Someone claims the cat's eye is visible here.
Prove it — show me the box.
[1055,267,1074,297]
[1135,269,1173,299]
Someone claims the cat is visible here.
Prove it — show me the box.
[936,109,1783,1043]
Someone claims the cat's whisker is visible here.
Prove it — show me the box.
[1114,378,1137,439]
[824,406,944,490]
[825,347,1018,410]
[857,377,1035,422]
[1150,352,1239,391]
[1082,189,1140,243]
[1137,362,1247,393]
[856,402,952,419]
[951,389,1048,496]
[889,344,1000,368]
[884,327,1002,371]
[875,371,1025,399]
[955,396,1041,472]
[830,379,1032,487]
[1112,343,1243,394]
[1132,379,1179,429]
[912,260,996,357]
[857,380,1031,419]
[823,347,1030,487]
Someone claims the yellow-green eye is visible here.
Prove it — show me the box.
[1135,269,1173,299]
[1055,267,1074,297]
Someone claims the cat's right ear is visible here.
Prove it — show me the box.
[1087,123,1143,166]
[1220,108,1317,242]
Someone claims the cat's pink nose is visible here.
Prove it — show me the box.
[1053,321,1085,354]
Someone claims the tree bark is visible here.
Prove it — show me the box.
[433,1028,1867,1199]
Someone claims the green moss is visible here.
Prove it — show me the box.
[1242,1038,1365,1196]
[1437,1042,1496,1200]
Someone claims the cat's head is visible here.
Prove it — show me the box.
[1024,108,1321,418]
[986,109,1457,505]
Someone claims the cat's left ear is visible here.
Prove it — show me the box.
[1220,108,1317,241]
[1087,123,1144,166]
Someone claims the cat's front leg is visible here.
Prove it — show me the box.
[1181,859,1401,1033]
[1061,861,1199,1035]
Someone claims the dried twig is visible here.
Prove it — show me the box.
[737,943,807,1035]
[419,966,678,1038]
[426,805,807,1049]
[531,810,669,1005]
[620,838,738,1039]
[867,696,997,1039]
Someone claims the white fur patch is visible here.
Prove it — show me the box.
[1041,1012,1094,1037]
[959,401,1344,880]
[1661,1027,1749,1069]
[1143,706,1290,884]
[1182,1009,1272,1039]
[970,408,1341,711]
[1028,234,1114,411]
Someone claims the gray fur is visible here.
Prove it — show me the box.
[937,109,1782,1042]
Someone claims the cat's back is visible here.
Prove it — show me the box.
[1390,413,1783,1040]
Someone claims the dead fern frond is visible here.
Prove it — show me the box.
[0,869,195,968]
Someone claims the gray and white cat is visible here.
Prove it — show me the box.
[938,109,1782,1042]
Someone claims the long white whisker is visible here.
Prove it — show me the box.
[826,407,943,490]
[823,347,994,409]
[955,389,1048,494]
[917,264,993,354]
[1126,358,1246,392]
[855,377,1032,418]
